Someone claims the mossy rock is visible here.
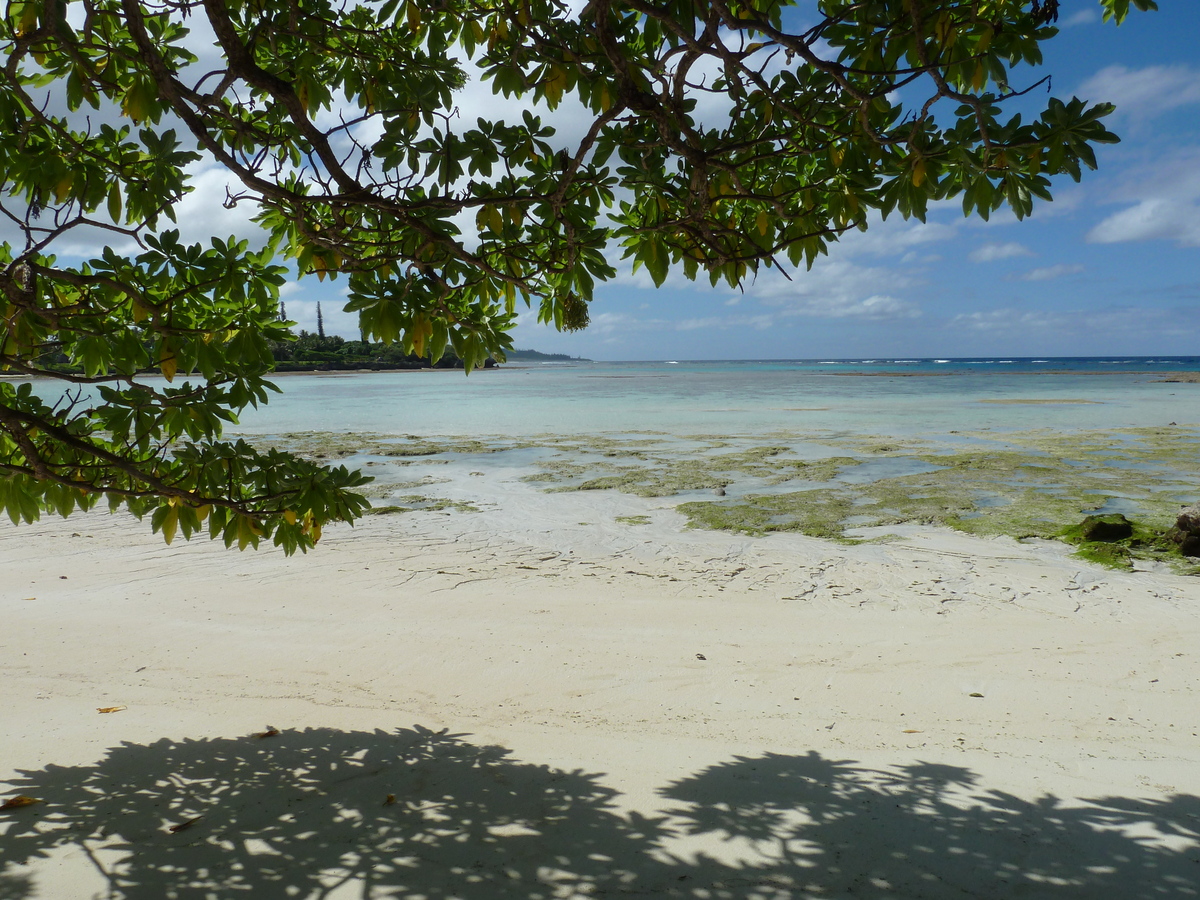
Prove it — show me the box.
[1056,515,1181,571]
[1072,514,1134,543]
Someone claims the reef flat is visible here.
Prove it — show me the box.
[263,426,1200,572]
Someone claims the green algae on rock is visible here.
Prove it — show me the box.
[1054,515,1183,571]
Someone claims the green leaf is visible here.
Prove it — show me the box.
[107,183,123,223]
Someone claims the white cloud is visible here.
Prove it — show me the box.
[611,261,679,290]
[950,308,1072,333]
[284,297,359,337]
[608,210,956,298]
[950,306,1199,340]
[1062,9,1098,26]
[675,314,775,331]
[42,161,266,259]
[583,311,669,336]
[734,214,950,323]
[1089,197,1200,247]
[783,292,921,320]
[838,216,958,258]
[1087,148,1200,248]
[582,311,628,335]
[1078,64,1200,121]
[1020,264,1085,281]
[172,163,266,247]
[675,317,721,331]
[968,241,1033,262]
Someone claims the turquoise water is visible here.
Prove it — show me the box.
[229,358,1200,438]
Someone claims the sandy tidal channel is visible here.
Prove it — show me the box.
[2,485,1199,898]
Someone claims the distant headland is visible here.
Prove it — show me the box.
[503,349,591,363]
[269,332,588,373]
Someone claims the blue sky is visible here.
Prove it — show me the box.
[284,4,1200,360]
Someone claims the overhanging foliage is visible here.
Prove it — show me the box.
[0,0,1155,551]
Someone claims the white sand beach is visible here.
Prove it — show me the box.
[3,483,1199,898]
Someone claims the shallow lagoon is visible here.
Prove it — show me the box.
[234,359,1200,573]
[232,358,1200,438]
[14,357,1197,566]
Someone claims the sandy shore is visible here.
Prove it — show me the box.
[2,490,1199,898]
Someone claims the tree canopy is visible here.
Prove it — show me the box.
[0,0,1155,552]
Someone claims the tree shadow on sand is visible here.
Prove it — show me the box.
[1,727,1197,898]
[660,752,1200,898]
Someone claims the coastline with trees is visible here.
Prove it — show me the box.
[268,329,497,372]
[269,303,582,370]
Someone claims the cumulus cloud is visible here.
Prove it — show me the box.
[606,209,956,296]
[675,314,775,331]
[1020,264,1085,281]
[585,311,669,336]
[170,163,267,247]
[675,317,722,331]
[1078,64,1200,121]
[1062,9,1098,26]
[745,254,925,321]
[786,294,920,320]
[1087,148,1200,248]
[285,297,359,337]
[837,215,958,258]
[950,306,1199,340]
[1089,197,1200,247]
[968,241,1033,262]
[30,162,266,260]
[951,308,1069,332]
[714,211,964,322]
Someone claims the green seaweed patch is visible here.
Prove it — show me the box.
[359,476,451,498]
[1055,516,1182,571]
[561,460,728,497]
[366,505,412,516]
[983,426,1200,464]
[531,445,860,496]
[521,459,619,484]
[374,438,508,457]
[678,440,1197,571]
[368,495,480,515]
[265,431,535,460]
[1072,543,1133,569]
[679,489,857,541]
[615,515,652,526]
[823,435,932,455]
[261,428,1199,571]
[527,435,662,457]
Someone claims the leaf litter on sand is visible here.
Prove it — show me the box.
[1,796,41,811]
